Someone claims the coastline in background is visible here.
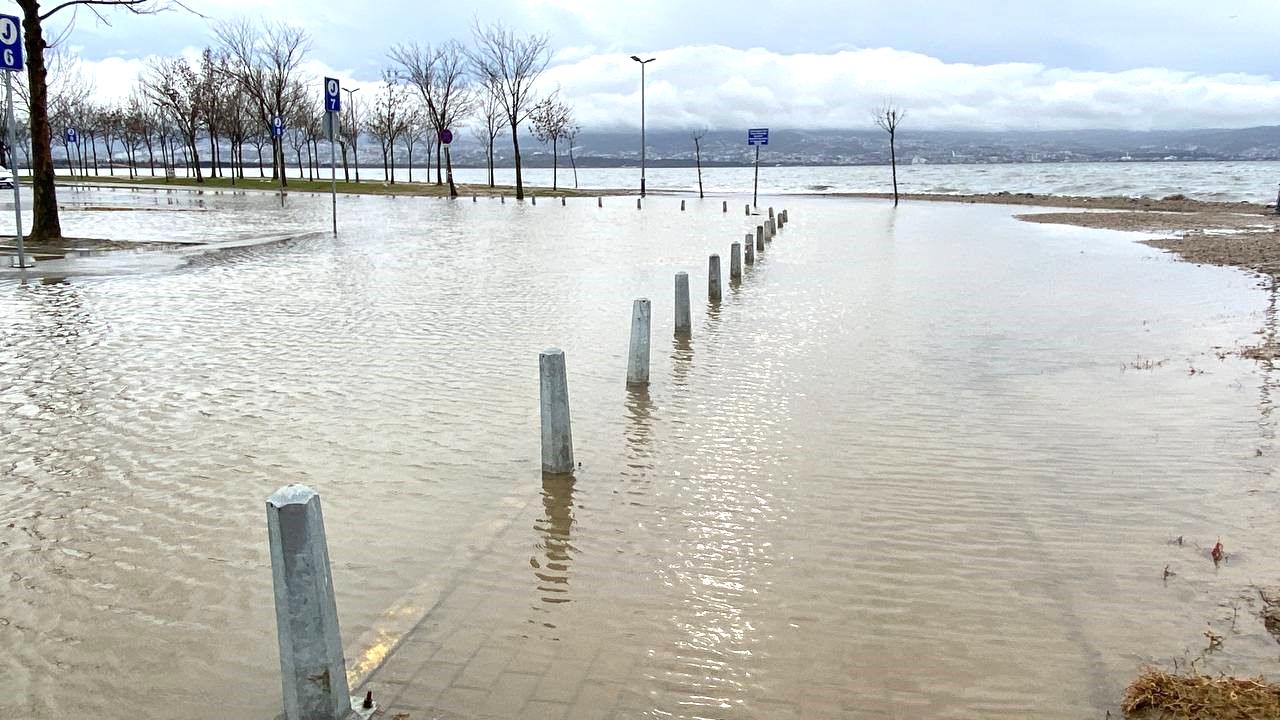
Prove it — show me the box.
[36,160,1280,204]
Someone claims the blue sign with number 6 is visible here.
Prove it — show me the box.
[0,14,24,72]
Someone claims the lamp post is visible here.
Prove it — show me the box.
[343,87,360,183]
[630,55,655,198]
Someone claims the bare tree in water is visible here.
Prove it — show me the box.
[467,21,548,201]
[14,0,191,241]
[691,129,707,199]
[873,101,906,206]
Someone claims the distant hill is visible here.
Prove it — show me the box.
[449,126,1280,168]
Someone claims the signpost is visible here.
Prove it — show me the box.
[323,78,340,235]
[439,129,457,197]
[747,128,769,208]
[1,13,30,268]
[271,116,285,202]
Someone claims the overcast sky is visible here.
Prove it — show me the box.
[23,0,1280,131]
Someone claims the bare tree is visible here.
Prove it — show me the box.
[391,40,475,197]
[120,99,148,178]
[530,93,572,191]
[100,104,123,176]
[221,92,252,181]
[470,78,507,188]
[466,21,548,201]
[365,70,408,184]
[144,56,204,182]
[566,122,580,189]
[400,103,430,184]
[691,129,707,199]
[873,101,906,206]
[338,93,364,183]
[15,0,191,241]
[215,19,311,186]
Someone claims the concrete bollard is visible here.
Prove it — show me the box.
[598,197,603,208]
[561,196,566,206]
[756,225,765,252]
[674,273,692,337]
[626,299,652,386]
[768,207,774,220]
[473,195,477,203]
[540,349,574,474]
[745,204,750,216]
[266,485,352,720]
[532,195,537,206]
[681,200,686,211]
[708,255,722,302]
[730,242,742,282]
[722,200,727,213]
[766,219,775,240]
[637,198,642,210]
[744,233,755,265]
[501,195,505,204]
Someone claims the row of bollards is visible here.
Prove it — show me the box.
[262,202,793,720]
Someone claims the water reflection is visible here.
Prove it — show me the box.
[530,472,576,616]
[670,336,694,389]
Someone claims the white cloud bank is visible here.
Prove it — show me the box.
[75,44,1280,133]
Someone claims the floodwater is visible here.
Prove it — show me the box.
[86,158,1280,202]
[2,190,1279,719]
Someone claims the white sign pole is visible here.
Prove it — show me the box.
[330,113,337,236]
[6,71,28,268]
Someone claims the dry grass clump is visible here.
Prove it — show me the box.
[1123,669,1280,719]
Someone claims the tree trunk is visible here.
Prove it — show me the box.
[510,122,524,200]
[570,146,578,189]
[695,140,704,198]
[90,133,99,174]
[105,137,114,176]
[487,136,494,187]
[446,145,457,198]
[889,130,899,207]
[435,143,442,185]
[340,141,349,182]
[552,137,558,191]
[207,133,217,178]
[189,138,203,182]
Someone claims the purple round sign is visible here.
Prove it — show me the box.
[438,129,453,145]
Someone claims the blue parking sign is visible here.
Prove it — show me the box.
[271,116,285,138]
[0,14,23,72]
[65,128,78,144]
[324,77,340,112]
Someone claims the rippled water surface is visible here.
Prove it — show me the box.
[2,190,1279,719]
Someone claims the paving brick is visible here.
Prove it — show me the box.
[566,681,622,720]
[454,646,514,689]
[521,700,570,720]
[480,672,542,718]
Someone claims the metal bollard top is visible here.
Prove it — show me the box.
[268,484,319,508]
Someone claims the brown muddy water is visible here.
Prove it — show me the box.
[1,189,1278,719]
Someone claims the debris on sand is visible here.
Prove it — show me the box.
[1260,587,1280,643]
[1123,669,1280,719]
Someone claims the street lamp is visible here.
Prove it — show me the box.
[342,87,361,183]
[630,55,655,197]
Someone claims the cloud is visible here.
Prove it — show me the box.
[60,43,1280,132]
[539,45,1280,132]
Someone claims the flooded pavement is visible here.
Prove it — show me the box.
[1,189,1278,719]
